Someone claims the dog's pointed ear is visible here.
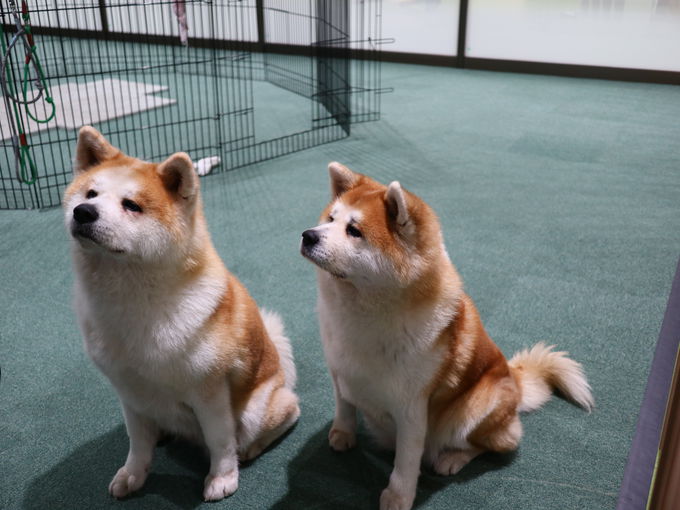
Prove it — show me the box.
[157,152,198,200]
[74,126,119,175]
[329,162,358,197]
[385,181,410,228]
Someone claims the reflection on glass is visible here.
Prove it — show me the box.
[383,0,460,55]
[467,0,680,71]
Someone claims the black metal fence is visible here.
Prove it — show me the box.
[0,0,385,209]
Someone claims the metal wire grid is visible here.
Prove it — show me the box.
[0,0,384,209]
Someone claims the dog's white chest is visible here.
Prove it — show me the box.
[73,263,225,440]
[318,290,445,417]
[82,295,199,373]
[75,265,222,375]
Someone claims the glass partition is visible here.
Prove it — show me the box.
[467,0,680,72]
[383,0,460,55]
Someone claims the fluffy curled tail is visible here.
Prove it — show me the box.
[509,342,594,413]
[260,308,297,389]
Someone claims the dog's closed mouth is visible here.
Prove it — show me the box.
[72,228,97,244]
[73,230,124,254]
[299,245,317,263]
[300,247,345,279]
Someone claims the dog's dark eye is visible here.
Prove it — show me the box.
[346,224,362,238]
[122,199,142,213]
[328,215,334,222]
[86,190,97,199]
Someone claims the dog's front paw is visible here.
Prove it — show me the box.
[108,466,147,498]
[328,427,356,452]
[380,486,414,510]
[203,470,238,501]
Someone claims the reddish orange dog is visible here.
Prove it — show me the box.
[301,162,594,510]
[64,127,299,501]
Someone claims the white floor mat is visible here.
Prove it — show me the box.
[1,78,176,141]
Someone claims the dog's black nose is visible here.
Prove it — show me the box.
[73,203,99,224]
[302,229,320,248]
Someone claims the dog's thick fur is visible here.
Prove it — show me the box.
[301,162,594,510]
[64,127,299,501]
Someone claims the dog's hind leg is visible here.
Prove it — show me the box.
[238,381,300,461]
[427,412,521,476]
[469,412,523,454]
[431,447,483,476]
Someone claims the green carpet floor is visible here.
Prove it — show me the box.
[2,62,680,510]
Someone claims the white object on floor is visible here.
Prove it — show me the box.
[1,78,176,140]
[194,156,220,176]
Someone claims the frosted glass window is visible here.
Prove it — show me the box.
[382,0,460,55]
[31,0,102,31]
[467,0,680,72]
[107,0,257,41]
[264,0,313,45]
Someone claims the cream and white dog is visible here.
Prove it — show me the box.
[300,162,594,510]
[64,127,299,501]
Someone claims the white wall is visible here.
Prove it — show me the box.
[30,0,102,31]
[29,0,258,42]
[467,0,680,72]
[382,0,460,55]
[106,0,257,42]
[25,0,680,71]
